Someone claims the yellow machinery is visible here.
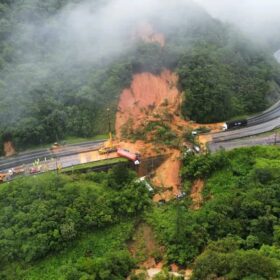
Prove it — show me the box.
[98,108,117,155]
[98,132,117,155]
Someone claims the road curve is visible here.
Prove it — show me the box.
[209,134,280,152]
[212,116,280,143]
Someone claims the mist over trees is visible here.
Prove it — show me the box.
[0,0,280,153]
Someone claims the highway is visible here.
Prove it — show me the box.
[208,95,280,151]
[209,133,280,152]
[209,50,280,149]
[0,140,105,173]
[209,105,280,151]
[212,115,280,143]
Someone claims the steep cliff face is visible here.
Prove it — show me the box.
[115,70,181,138]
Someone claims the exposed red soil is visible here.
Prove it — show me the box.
[4,141,16,157]
[135,22,165,47]
[115,69,181,138]
[121,24,219,278]
[190,179,205,210]
[152,149,181,201]
[115,69,222,202]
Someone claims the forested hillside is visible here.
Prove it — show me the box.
[0,166,150,279]
[1,146,280,279]
[147,146,280,279]
[0,0,280,153]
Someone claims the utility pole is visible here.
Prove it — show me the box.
[274,131,277,145]
[107,108,111,134]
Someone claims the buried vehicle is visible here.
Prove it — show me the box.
[135,176,154,192]
[117,148,141,165]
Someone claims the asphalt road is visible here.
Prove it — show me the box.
[247,100,280,127]
[209,133,280,152]
[212,115,280,143]
[0,140,105,172]
[207,51,280,151]
[209,93,280,151]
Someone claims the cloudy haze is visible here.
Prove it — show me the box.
[196,0,280,49]
[8,0,280,69]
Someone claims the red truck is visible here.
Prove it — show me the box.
[117,149,141,165]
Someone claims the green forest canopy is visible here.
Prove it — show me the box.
[147,146,280,279]
[2,147,280,279]
[0,165,150,279]
[0,0,280,154]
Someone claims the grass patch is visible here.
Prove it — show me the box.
[18,135,108,153]
[64,135,108,144]
[62,157,129,172]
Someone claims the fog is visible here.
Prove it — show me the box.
[1,0,280,140]
[8,0,279,71]
[12,0,200,67]
[196,0,280,50]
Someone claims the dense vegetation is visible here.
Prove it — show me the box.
[2,147,280,278]
[147,146,280,279]
[1,0,280,154]
[0,166,150,279]
[178,41,280,123]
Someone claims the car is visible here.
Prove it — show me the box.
[193,145,200,153]
[176,192,187,199]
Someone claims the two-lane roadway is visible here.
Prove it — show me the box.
[0,140,105,172]
[209,87,280,150]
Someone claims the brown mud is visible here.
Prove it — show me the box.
[4,141,16,157]
[190,179,205,210]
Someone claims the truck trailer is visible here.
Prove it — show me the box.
[223,119,247,131]
[117,149,141,165]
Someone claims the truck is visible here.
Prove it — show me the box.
[222,119,247,131]
[117,148,141,165]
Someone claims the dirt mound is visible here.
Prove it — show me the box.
[115,70,180,138]
[4,141,16,157]
[152,149,181,201]
[135,22,165,47]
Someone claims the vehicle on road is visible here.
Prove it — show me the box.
[50,142,61,150]
[98,131,117,155]
[98,147,117,155]
[222,119,248,131]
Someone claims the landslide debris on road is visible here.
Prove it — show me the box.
[115,69,183,199]
[115,68,221,201]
